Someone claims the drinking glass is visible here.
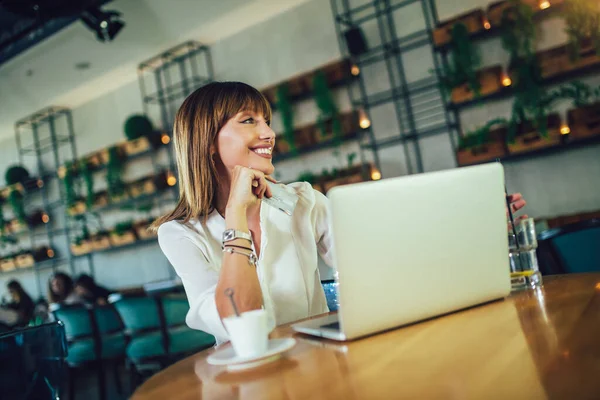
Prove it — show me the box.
[509,217,542,291]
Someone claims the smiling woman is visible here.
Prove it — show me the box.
[152,82,334,344]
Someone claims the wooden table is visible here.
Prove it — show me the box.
[132,274,600,399]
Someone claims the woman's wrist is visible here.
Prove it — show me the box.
[225,204,248,231]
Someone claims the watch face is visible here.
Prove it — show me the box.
[223,230,234,241]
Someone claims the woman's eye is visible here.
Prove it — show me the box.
[241,118,254,124]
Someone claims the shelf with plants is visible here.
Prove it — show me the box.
[296,162,380,194]
[436,0,600,166]
[433,0,565,50]
[261,59,358,111]
[0,244,58,273]
[273,111,369,162]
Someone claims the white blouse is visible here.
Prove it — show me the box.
[157,182,334,343]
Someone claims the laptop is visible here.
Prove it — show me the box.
[292,163,511,341]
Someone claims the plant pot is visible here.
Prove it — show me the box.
[68,200,87,216]
[457,126,507,165]
[507,114,562,155]
[71,241,93,256]
[94,191,109,208]
[0,258,16,271]
[16,253,35,268]
[433,9,485,47]
[123,136,151,156]
[109,192,129,204]
[451,66,503,104]
[109,231,137,247]
[134,222,157,240]
[91,235,111,251]
[567,102,600,141]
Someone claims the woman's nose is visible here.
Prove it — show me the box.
[259,123,276,141]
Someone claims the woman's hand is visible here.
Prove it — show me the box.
[506,192,528,227]
[226,166,273,212]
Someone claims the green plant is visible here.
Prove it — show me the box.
[124,115,154,141]
[5,165,30,186]
[114,220,134,235]
[276,84,296,155]
[500,0,553,142]
[459,118,508,150]
[79,160,94,209]
[313,71,342,145]
[297,171,317,184]
[441,22,481,94]
[564,0,600,61]
[62,162,78,208]
[346,152,357,168]
[554,81,594,107]
[8,189,26,223]
[106,146,126,199]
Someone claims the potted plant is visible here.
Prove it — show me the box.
[457,118,508,165]
[313,71,342,146]
[15,249,35,268]
[70,217,93,256]
[0,253,16,271]
[506,113,562,154]
[561,81,600,140]
[109,220,137,247]
[123,115,161,156]
[106,146,127,203]
[564,0,600,62]
[433,8,486,47]
[275,84,297,155]
[91,230,112,251]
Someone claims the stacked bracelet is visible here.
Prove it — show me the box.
[222,246,257,266]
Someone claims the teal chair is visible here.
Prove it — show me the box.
[109,293,215,391]
[537,219,600,274]
[52,304,126,400]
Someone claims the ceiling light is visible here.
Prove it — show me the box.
[80,7,125,42]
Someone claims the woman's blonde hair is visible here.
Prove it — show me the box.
[151,82,271,230]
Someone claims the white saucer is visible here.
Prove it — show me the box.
[207,338,296,371]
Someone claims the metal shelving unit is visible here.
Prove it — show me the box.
[330,0,460,174]
[0,106,79,296]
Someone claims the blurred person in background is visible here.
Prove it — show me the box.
[0,280,35,327]
[74,274,112,305]
[48,272,83,305]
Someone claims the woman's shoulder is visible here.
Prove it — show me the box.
[157,218,213,246]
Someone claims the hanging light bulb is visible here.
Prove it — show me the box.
[560,124,571,135]
[161,133,171,144]
[350,64,360,76]
[539,0,550,10]
[371,169,382,181]
[37,179,44,188]
[166,172,177,186]
[501,73,512,87]
[47,248,55,258]
[42,213,50,223]
[483,18,491,30]
[359,109,371,129]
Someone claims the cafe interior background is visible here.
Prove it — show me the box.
[0,0,599,396]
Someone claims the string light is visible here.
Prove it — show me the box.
[501,74,512,87]
[560,124,571,135]
[37,179,44,188]
[483,18,491,30]
[350,64,360,76]
[539,0,550,10]
[161,133,171,144]
[371,169,382,181]
[167,173,177,186]
[42,213,50,223]
[359,109,371,129]
[47,249,55,258]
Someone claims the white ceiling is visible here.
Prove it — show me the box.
[0,0,311,142]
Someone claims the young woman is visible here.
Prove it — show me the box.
[2,280,35,326]
[154,81,527,344]
[48,272,83,305]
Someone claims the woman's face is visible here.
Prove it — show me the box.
[9,289,19,302]
[51,277,65,295]
[216,110,275,176]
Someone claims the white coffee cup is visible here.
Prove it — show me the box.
[223,309,269,358]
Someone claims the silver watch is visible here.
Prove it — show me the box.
[222,229,252,243]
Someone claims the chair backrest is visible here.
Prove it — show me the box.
[109,293,161,334]
[0,322,68,399]
[161,294,189,327]
[94,305,124,334]
[53,305,94,340]
[538,219,600,274]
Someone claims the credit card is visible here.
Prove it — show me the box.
[263,181,298,216]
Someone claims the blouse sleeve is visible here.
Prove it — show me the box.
[157,221,229,342]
